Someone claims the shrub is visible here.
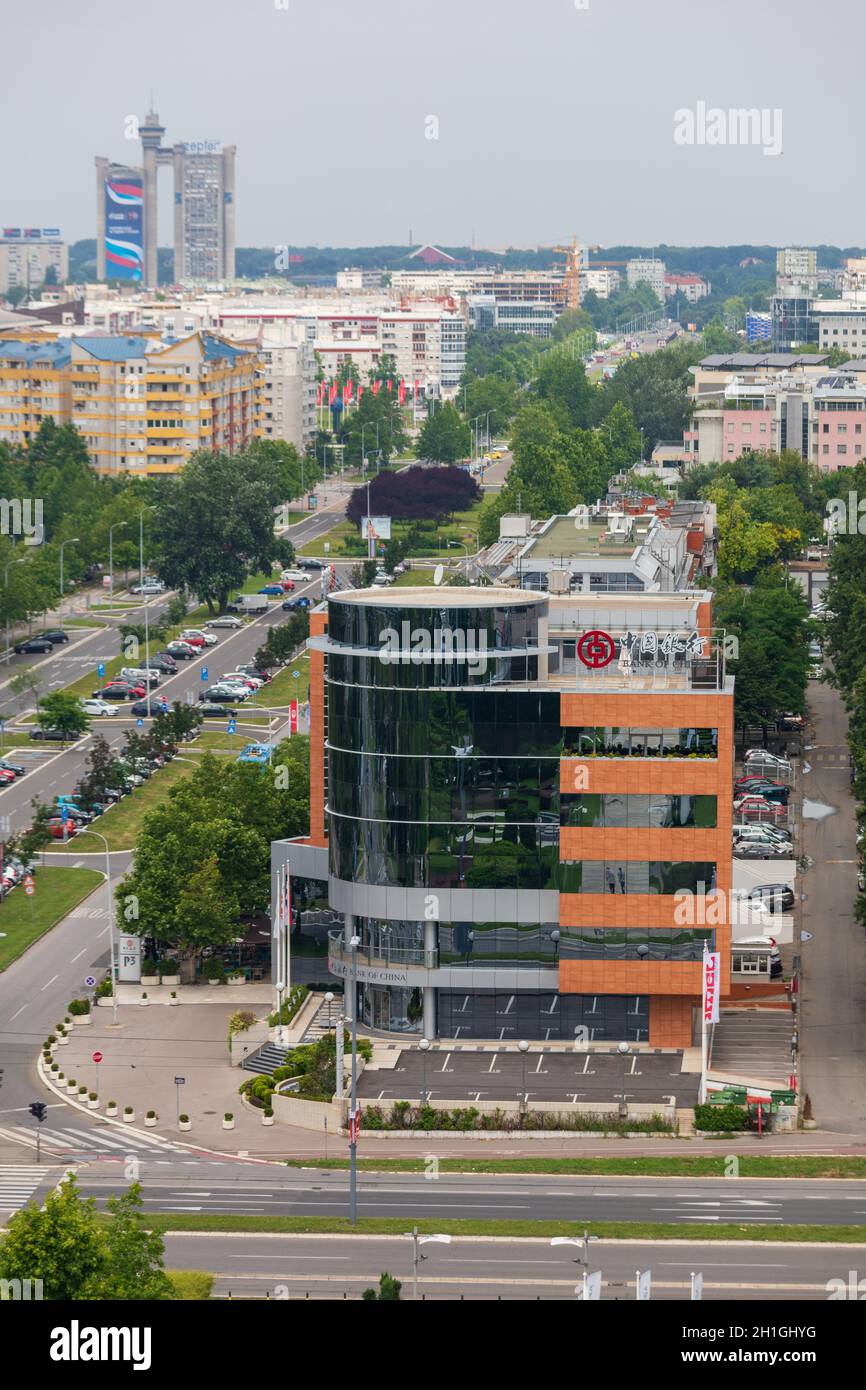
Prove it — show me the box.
[263,1107,274,1119]
[146,1110,156,1119]
[228,1010,257,1039]
[179,1114,189,1124]
[95,976,113,998]
[201,957,226,983]
[124,1106,133,1114]
[360,1105,385,1130]
[167,1271,214,1301]
[50,1063,59,1073]
[88,1092,97,1101]
[389,1100,411,1129]
[107,1101,116,1108]
[57,1073,64,1081]
[142,958,159,975]
[68,998,91,1016]
[47,1035,56,1045]
[224,1112,233,1122]
[267,985,309,1027]
[141,992,148,1000]
[78,1086,87,1095]
[158,958,180,975]
[694,1102,750,1132]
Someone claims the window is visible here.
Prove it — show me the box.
[559,860,717,895]
[561,794,717,829]
[562,727,718,758]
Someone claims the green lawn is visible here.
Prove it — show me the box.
[394,568,436,587]
[134,1214,866,1243]
[0,866,103,972]
[285,1156,866,1179]
[52,758,199,853]
[249,657,309,708]
[298,501,484,560]
[0,732,40,748]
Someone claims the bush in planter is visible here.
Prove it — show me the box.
[68,998,91,1016]
[158,958,180,977]
[124,1107,133,1115]
[694,1102,749,1132]
[201,957,226,984]
[47,1035,56,1046]
[88,1092,97,1102]
[141,958,158,977]
[95,976,113,998]
[146,1110,157,1120]
[50,1063,59,1073]
[78,1086,88,1096]
[178,1114,189,1124]
[107,1101,117,1109]
[224,1113,233,1123]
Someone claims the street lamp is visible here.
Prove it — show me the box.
[275,978,285,1045]
[3,557,26,664]
[138,508,156,716]
[419,1036,430,1105]
[405,1227,452,1301]
[518,1039,529,1125]
[551,1232,597,1268]
[550,929,561,965]
[349,931,361,1226]
[59,538,80,616]
[75,828,118,1026]
[617,1039,630,1118]
[109,521,128,612]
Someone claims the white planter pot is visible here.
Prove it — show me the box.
[160,975,180,987]
[106,1105,118,1118]
[222,1117,235,1130]
[74,1013,92,1025]
[261,1114,275,1127]
[141,975,159,986]
[123,1111,135,1123]
[140,997,149,1007]
[87,1096,99,1109]
[169,996,179,1006]
[64,1020,74,1031]
[179,1119,191,1132]
[144,1115,158,1128]
[227,976,245,987]
[57,1036,69,1045]
[66,1080,78,1093]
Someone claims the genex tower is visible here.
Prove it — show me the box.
[95,108,236,288]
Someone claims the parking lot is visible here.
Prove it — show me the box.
[358,1047,697,1105]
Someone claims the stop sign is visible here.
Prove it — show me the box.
[92,1051,103,1064]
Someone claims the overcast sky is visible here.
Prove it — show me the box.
[2,0,862,249]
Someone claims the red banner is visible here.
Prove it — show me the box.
[289,699,298,734]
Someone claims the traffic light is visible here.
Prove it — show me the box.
[29,1102,47,1122]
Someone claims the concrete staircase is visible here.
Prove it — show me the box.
[710,1008,795,1089]
[240,1042,290,1075]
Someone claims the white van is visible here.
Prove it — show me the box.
[732,936,783,978]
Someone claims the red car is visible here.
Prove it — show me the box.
[0,768,16,785]
[733,795,787,822]
[280,580,295,592]
[180,633,206,648]
[48,817,76,840]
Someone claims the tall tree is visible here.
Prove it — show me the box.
[416,403,471,464]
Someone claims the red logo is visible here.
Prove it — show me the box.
[577,630,616,669]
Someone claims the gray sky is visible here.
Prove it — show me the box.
[2,0,862,248]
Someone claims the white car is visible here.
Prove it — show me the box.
[206,615,243,629]
[182,629,218,647]
[130,580,165,596]
[280,570,308,584]
[223,672,263,688]
[81,698,113,717]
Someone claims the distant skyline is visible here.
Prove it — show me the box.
[3,0,863,249]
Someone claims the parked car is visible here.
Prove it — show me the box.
[237,664,271,682]
[734,794,788,819]
[54,803,93,825]
[198,702,240,717]
[40,629,69,644]
[93,682,146,701]
[297,558,323,570]
[81,699,114,717]
[120,667,161,686]
[14,637,53,655]
[258,584,285,597]
[177,633,206,649]
[280,569,309,584]
[734,780,789,805]
[146,655,178,673]
[0,759,26,777]
[748,884,796,913]
[206,615,244,629]
[810,664,823,680]
[199,689,239,704]
[734,839,794,859]
[222,672,263,688]
[212,682,251,699]
[743,750,793,777]
[29,727,69,741]
[282,596,311,611]
[129,700,158,717]
[166,641,198,659]
[0,768,16,785]
[47,816,77,839]
[734,775,789,793]
[181,629,218,647]
[130,580,165,595]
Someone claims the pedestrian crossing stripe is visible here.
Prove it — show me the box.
[0,1166,49,1212]
[4,1125,185,1156]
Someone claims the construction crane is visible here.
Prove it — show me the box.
[547,236,597,309]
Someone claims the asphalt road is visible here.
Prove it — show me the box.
[358,1049,696,1104]
[159,1230,866,1300]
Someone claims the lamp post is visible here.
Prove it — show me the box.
[419,1036,430,1105]
[406,1227,452,1301]
[109,521,128,613]
[138,509,155,716]
[4,557,26,664]
[518,1039,529,1126]
[59,538,80,616]
[349,931,360,1225]
[551,929,561,965]
[76,828,118,1026]
[617,1039,630,1118]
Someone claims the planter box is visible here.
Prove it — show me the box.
[227,976,246,987]
[139,997,149,1007]
[141,975,159,986]
[169,996,179,1006]
[105,1106,118,1118]
[261,1114,275,1127]
[73,1013,92,1025]
[87,1097,99,1109]
[160,975,180,987]
[66,1081,78,1093]
[123,1111,135,1123]
[144,1115,158,1128]
[57,1036,69,1045]
[179,1119,191,1132]
[222,1118,235,1130]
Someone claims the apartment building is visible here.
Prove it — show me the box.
[0,230,68,296]
[274,585,733,1045]
[626,258,666,299]
[664,273,710,304]
[580,267,620,300]
[68,331,259,474]
[256,330,318,451]
[812,299,866,354]
[0,339,72,446]
[776,247,817,293]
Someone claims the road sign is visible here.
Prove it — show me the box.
[292,670,300,679]
[92,1051,103,1064]
[97,662,105,678]
[135,718,143,728]
[85,975,96,988]
[227,718,237,734]
[201,666,208,682]
[23,874,34,896]
[174,1076,185,1085]
[160,699,169,712]
[0,721,5,734]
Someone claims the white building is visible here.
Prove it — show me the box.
[776,248,817,293]
[580,267,620,299]
[626,258,666,299]
[0,230,68,296]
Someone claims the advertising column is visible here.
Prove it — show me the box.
[104,167,144,282]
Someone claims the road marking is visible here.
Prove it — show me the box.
[40,974,58,990]
[8,1005,26,1021]
[69,949,85,963]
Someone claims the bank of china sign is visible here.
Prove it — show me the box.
[577,629,708,670]
[328,954,410,987]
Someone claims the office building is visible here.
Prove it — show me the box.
[776,247,818,293]
[580,267,620,300]
[626,258,666,299]
[0,229,68,296]
[173,140,236,284]
[274,585,733,1045]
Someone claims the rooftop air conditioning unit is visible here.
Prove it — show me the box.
[547,569,570,594]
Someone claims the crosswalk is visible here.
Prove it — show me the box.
[0,1165,52,1213]
[0,1122,186,1160]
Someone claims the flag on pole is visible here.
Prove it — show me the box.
[344,379,354,403]
[386,379,393,392]
[398,379,406,404]
[372,380,380,396]
[329,382,338,405]
[358,385,364,401]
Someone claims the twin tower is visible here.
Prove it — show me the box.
[95,109,236,287]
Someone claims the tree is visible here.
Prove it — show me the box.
[345,466,480,527]
[533,352,594,429]
[77,735,126,809]
[461,375,521,438]
[0,1175,105,1299]
[600,339,701,448]
[551,307,596,343]
[362,1272,402,1301]
[417,403,471,464]
[36,692,88,741]
[153,450,293,614]
[10,801,54,861]
[81,1185,176,1301]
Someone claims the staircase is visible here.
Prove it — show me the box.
[240,1042,290,1075]
[302,996,341,1043]
[710,1009,794,1089]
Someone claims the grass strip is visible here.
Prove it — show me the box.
[284,1156,866,1179]
[0,867,103,971]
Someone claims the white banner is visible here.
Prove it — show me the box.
[636,1269,652,1301]
[118,935,141,983]
[691,1271,703,1301]
[579,1272,602,1301]
[703,951,721,1025]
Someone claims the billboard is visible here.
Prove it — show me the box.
[104,170,144,282]
[361,515,392,541]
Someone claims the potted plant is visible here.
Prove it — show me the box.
[170,990,179,1006]
[78,1085,88,1098]
[68,998,92,1025]
[47,1034,57,1049]
[88,1091,99,1109]
[56,1025,68,1046]
[140,992,148,1006]
[227,970,246,987]
[178,1114,191,1132]
[67,1077,78,1093]
[123,1106,135,1123]
[159,959,181,987]
[105,1101,118,1117]
[222,1112,235,1130]
[144,1110,158,1128]
[262,1106,275,1127]
[64,1014,74,1030]
[50,1062,59,1074]
[141,958,160,986]
[201,958,226,986]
